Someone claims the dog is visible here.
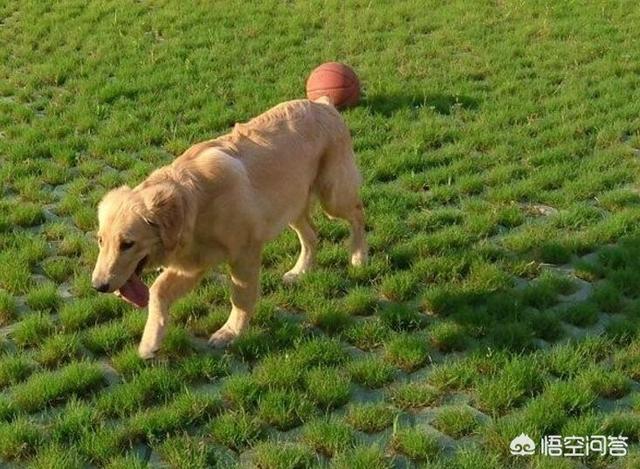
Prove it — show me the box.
[91,97,367,358]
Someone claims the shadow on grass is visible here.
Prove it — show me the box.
[364,92,480,117]
[427,233,640,355]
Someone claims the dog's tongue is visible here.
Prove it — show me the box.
[117,274,149,308]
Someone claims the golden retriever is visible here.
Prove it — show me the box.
[91,98,367,358]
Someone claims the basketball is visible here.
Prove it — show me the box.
[306,62,360,109]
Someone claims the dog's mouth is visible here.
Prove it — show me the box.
[116,256,149,308]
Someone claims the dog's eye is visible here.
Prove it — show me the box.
[97,236,103,246]
[120,240,135,251]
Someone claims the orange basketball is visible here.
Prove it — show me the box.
[306,62,360,109]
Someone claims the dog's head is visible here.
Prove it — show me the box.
[91,183,183,307]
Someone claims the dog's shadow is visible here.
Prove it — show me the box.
[363,92,479,117]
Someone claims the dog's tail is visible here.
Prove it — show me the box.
[311,95,335,108]
[309,95,350,145]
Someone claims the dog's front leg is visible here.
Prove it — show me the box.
[209,247,261,348]
[138,268,203,359]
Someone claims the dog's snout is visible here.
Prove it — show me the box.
[93,281,110,293]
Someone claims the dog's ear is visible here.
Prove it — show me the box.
[140,184,183,252]
[98,185,132,226]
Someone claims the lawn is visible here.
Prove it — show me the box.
[1,0,640,467]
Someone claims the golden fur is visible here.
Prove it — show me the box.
[92,98,367,358]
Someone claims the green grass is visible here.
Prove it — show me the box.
[384,332,430,372]
[2,0,640,465]
[0,417,42,460]
[25,282,61,313]
[474,354,546,415]
[95,366,183,418]
[348,355,396,388]
[428,321,468,353]
[345,402,396,433]
[342,287,378,316]
[210,409,263,451]
[157,435,229,469]
[343,318,389,350]
[252,441,316,469]
[331,445,391,469]
[127,390,222,443]
[391,426,440,462]
[0,353,35,388]
[386,381,440,409]
[0,291,17,326]
[301,416,355,457]
[304,366,351,409]
[36,332,84,368]
[431,406,481,439]
[7,361,105,415]
[256,389,317,431]
[12,312,56,348]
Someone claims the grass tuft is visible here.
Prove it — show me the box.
[331,445,391,469]
[348,356,396,388]
[345,402,395,433]
[384,333,430,372]
[302,416,355,456]
[257,389,317,431]
[391,426,440,461]
[431,406,481,438]
[387,381,440,409]
[210,409,264,451]
[305,366,351,409]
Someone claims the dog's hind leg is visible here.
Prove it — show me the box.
[328,200,367,267]
[317,146,368,267]
[209,245,262,348]
[345,202,367,267]
[139,268,204,359]
[283,207,318,284]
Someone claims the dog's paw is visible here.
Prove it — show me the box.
[208,326,238,348]
[138,343,158,360]
[351,251,368,267]
[283,270,304,284]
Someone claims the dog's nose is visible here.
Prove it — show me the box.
[93,281,110,293]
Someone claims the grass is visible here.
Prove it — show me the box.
[128,390,222,442]
[256,389,317,430]
[386,381,440,409]
[157,435,230,469]
[7,361,104,415]
[0,353,35,388]
[302,416,356,456]
[428,321,468,353]
[35,332,84,367]
[2,0,640,466]
[12,312,55,348]
[384,332,431,372]
[342,287,378,316]
[343,317,389,350]
[210,409,263,451]
[331,445,391,469]
[304,366,351,409]
[431,406,481,439]
[0,291,17,325]
[348,355,396,388]
[474,354,546,415]
[96,365,189,418]
[0,417,42,460]
[252,441,316,469]
[391,426,440,462]
[25,282,61,313]
[345,402,396,433]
